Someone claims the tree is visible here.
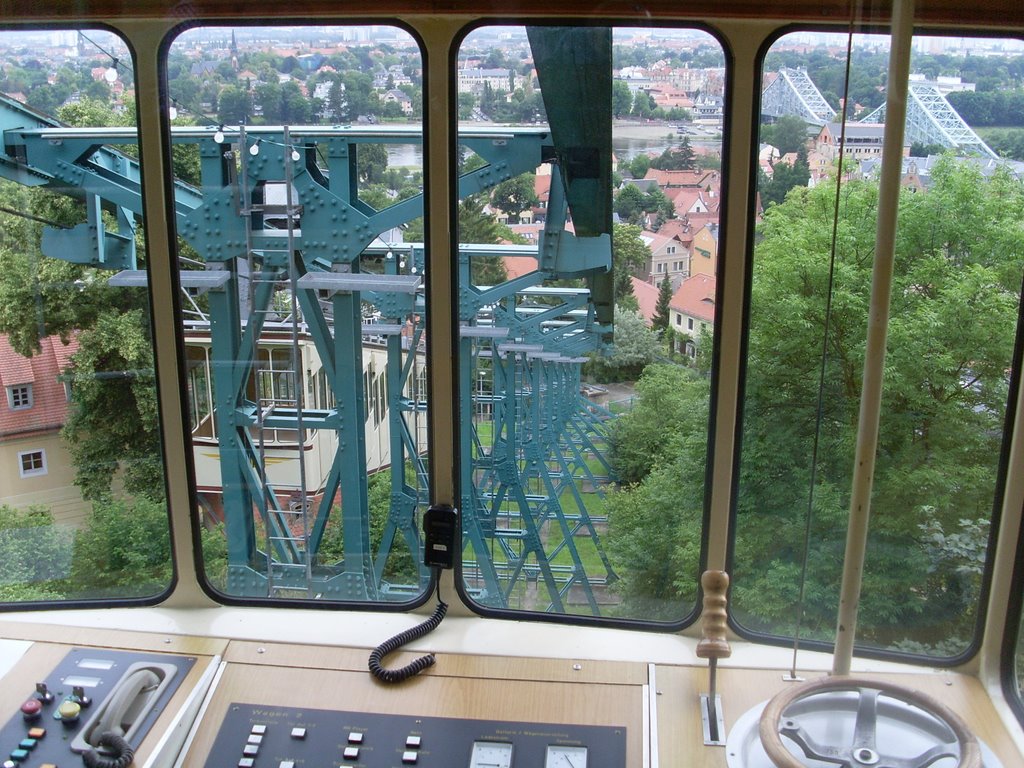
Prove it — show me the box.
[217,85,250,125]
[628,153,651,180]
[606,159,1024,649]
[491,174,538,225]
[612,223,652,304]
[614,184,647,224]
[652,275,672,333]
[759,147,811,208]
[650,136,698,171]
[586,307,661,383]
[604,365,710,615]
[761,114,810,155]
[612,80,634,118]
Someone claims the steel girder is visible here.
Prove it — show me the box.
[761,67,837,126]
[0,37,619,608]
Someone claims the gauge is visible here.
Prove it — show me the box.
[469,740,514,768]
[545,744,588,767]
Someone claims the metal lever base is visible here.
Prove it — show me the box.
[701,693,727,746]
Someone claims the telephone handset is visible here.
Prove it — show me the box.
[71,661,178,766]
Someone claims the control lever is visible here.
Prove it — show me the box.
[696,570,731,746]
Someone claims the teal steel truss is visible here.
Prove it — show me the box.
[0,27,620,611]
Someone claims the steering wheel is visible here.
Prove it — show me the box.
[758,676,983,768]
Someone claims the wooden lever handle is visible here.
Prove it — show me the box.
[696,570,731,659]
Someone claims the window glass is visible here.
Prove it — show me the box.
[169,25,428,604]
[0,28,171,603]
[734,31,1024,657]
[456,25,724,622]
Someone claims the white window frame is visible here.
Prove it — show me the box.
[18,449,47,478]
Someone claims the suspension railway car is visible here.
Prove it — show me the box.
[0,0,1021,766]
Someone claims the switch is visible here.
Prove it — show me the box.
[251,725,267,735]
[343,746,359,760]
[247,734,263,745]
[8,749,28,762]
[406,735,422,748]
[73,686,92,708]
[58,699,82,724]
[347,731,364,744]
[237,759,254,768]
[279,762,295,768]
[19,700,41,721]
[34,684,54,704]
[15,741,34,752]
[243,744,259,756]
[403,750,419,764]
[291,727,307,739]
[26,728,45,740]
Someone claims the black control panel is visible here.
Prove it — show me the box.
[0,647,195,768]
[206,703,627,767]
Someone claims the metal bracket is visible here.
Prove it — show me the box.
[701,693,727,746]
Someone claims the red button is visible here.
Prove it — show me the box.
[20,700,41,719]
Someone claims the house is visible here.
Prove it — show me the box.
[381,88,413,115]
[642,229,690,285]
[0,334,88,525]
[690,223,719,277]
[669,274,716,357]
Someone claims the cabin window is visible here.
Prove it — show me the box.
[456,24,725,624]
[168,24,428,605]
[0,27,172,605]
[732,30,1021,660]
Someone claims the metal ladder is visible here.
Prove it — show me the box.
[239,126,313,597]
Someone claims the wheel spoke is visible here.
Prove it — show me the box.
[852,687,880,752]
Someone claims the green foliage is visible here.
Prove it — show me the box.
[604,365,710,618]
[650,137,698,171]
[652,275,672,333]
[608,364,709,485]
[612,223,651,304]
[733,158,1024,652]
[0,505,73,602]
[585,307,661,383]
[491,174,538,224]
[759,148,811,208]
[61,309,163,502]
[69,497,172,598]
[760,115,811,156]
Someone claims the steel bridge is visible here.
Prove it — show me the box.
[762,65,996,158]
[0,28,620,613]
[761,67,837,126]
[860,80,997,158]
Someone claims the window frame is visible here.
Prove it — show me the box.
[7,384,32,410]
[726,23,1017,667]
[17,449,47,478]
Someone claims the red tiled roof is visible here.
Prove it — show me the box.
[670,274,716,323]
[630,276,661,326]
[0,334,77,438]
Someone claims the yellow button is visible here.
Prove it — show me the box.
[58,700,81,720]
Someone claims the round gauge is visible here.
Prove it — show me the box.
[545,744,588,767]
[469,740,514,768]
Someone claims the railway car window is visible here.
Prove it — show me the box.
[0,28,172,603]
[733,30,1024,658]
[168,25,429,604]
[456,25,724,622]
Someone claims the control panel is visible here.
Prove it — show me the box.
[205,703,625,767]
[0,647,195,768]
